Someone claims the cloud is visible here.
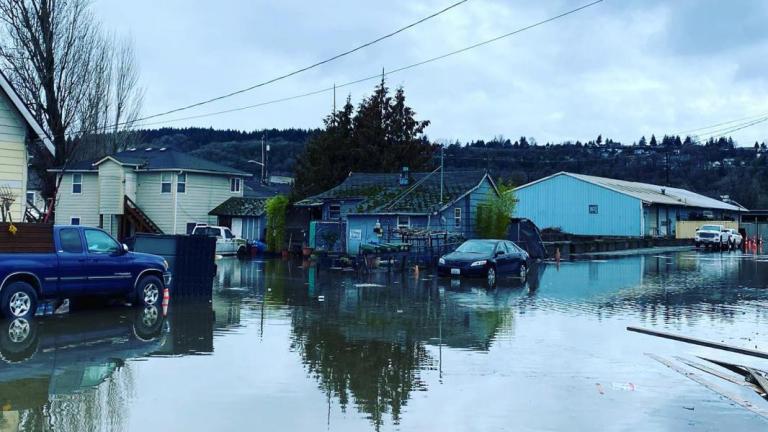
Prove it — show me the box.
[94,0,768,145]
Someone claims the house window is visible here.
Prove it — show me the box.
[454,208,462,228]
[161,172,172,193]
[397,215,410,229]
[328,203,341,219]
[230,177,241,193]
[25,191,34,205]
[70,217,80,225]
[589,204,599,214]
[72,174,82,194]
[177,172,186,193]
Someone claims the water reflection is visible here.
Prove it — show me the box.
[3,252,768,431]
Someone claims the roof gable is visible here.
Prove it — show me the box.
[0,70,54,155]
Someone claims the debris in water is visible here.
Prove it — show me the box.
[595,383,604,395]
[611,382,636,391]
[683,406,695,411]
[354,283,385,288]
[318,295,325,301]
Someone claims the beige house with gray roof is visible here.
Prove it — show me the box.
[51,148,251,239]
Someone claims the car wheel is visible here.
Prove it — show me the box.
[1,282,37,319]
[237,246,247,259]
[518,263,528,279]
[486,266,497,287]
[0,317,39,363]
[135,275,163,307]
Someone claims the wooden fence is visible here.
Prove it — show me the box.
[675,221,738,239]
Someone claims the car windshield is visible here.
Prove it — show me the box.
[700,225,721,231]
[455,240,496,254]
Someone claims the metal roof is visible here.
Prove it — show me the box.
[517,172,746,211]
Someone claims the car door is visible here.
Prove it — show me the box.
[494,242,511,273]
[507,241,526,272]
[223,228,236,254]
[82,229,133,296]
[55,227,88,297]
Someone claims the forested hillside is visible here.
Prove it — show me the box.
[133,127,768,209]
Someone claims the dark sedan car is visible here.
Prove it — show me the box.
[438,239,529,286]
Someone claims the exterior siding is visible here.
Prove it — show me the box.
[54,172,100,227]
[0,89,28,222]
[98,160,125,215]
[137,171,244,234]
[514,174,642,237]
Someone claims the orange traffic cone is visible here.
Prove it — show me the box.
[162,287,170,317]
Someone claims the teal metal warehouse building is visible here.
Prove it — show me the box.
[513,172,745,237]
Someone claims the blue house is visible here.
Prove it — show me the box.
[514,172,746,237]
[296,169,498,254]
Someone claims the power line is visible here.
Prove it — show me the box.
[674,111,768,135]
[129,0,604,130]
[130,0,471,124]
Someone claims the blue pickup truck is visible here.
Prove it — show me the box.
[0,225,171,319]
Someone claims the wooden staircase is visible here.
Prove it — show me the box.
[122,196,163,239]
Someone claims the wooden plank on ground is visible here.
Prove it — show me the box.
[647,353,768,420]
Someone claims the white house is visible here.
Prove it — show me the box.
[51,148,251,239]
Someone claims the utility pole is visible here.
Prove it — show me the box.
[333,83,336,114]
[261,134,266,184]
[440,145,444,204]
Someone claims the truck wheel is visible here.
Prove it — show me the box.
[236,245,247,259]
[0,317,38,363]
[135,275,163,307]
[133,305,164,341]
[1,282,38,319]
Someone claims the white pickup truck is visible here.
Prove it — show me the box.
[694,225,741,250]
[192,224,247,257]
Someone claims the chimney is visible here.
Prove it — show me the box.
[399,166,410,186]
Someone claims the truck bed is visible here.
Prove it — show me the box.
[0,223,54,253]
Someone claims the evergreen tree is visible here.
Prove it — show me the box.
[650,134,658,147]
[294,79,434,199]
[639,136,647,146]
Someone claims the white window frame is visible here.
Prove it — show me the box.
[70,216,81,226]
[328,203,341,220]
[230,177,241,193]
[454,208,462,228]
[397,215,410,229]
[160,172,172,194]
[72,173,82,194]
[177,172,187,194]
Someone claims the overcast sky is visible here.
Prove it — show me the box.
[94,0,768,146]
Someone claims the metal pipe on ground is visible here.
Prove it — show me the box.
[627,326,768,360]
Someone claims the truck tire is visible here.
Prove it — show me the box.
[135,275,163,307]
[0,317,38,363]
[1,282,38,319]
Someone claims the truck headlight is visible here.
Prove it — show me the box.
[438,258,446,265]
[470,260,487,267]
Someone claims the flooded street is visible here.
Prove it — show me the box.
[3,251,768,431]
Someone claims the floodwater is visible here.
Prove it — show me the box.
[3,251,768,431]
